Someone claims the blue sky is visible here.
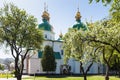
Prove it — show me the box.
[0,0,110,59]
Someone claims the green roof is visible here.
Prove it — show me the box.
[73,20,87,31]
[57,37,63,41]
[38,19,52,31]
[38,51,61,59]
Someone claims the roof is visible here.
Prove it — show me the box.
[38,19,53,31]
[73,10,88,31]
[57,37,63,41]
[38,51,61,59]
[73,20,88,31]
[54,52,62,59]
[45,39,63,42]
[39,10,53,32]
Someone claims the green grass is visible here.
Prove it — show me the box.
[0,73,13,78]
[22,75,120,80]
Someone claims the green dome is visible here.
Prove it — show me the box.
[73,10,88,31]
[73,20,87,31]
[38,19,53,31]
[39,9,53,31]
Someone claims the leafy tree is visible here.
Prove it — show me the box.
[63,28,99,80]
[41,45,56,73]
[3,58,14,71]
[58,0,119,80]
[87,19,119,80]
[89,0,112,4]
[110,0,120,22]
[0,3,43,80]
[83,17,120,80]
[0,64,4,70]
[64,14,119,80]
[110,53,120,77]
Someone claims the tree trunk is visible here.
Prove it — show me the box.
[14,57,22,80]
[105,66,109,80]
[16,74,22,80]
[83,74,87,80]
[118,71,120,78]
[80,62,88,80]
[15,58,19,78]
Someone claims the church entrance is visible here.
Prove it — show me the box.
[60,64,71,74]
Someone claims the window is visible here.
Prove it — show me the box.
[45,34,47,38]
[61,50,63,55]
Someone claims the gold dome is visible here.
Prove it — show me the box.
[75,11,81,21]
[42,11,50,21]
[42,2,50,21]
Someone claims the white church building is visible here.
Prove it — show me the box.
[23,6,104,75]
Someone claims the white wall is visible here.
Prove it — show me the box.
[53,42,62,52]
[68,58,75,73]
[43,31,55,40]
[28,40,63,74]
[23,58,27,73]
[28,58,40,74]
[75,61,80,74]
[89,63,98,74]
[55,59,62,74]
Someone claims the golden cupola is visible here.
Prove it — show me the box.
[73,8,87,31]
[42,11,50,21]
[75,9,81,21]
[39,3,53,32]
[42,3,50,21]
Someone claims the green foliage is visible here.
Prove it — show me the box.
[110,51,120,76]
[89,0,112,4]
[41,45,56,72]
[84,18,120,69]
[110,0,120,22]
[86,18,120,54]
[63,28,99,80]
[0,3,43,50]
[63,5,120,79]
[0,3,43,80]
[0,64,4,70]
[78,16,120,80]
[63,28,99,65]
[11,70,15,74]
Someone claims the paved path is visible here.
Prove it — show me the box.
[0,75,30,80]
[0,78,17,80]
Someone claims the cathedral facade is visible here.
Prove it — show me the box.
[23,6,104,75]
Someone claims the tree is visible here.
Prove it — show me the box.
[82,18,120,80]
[0,64,4,70]
[110,0,120,22]
[64,0,119,80]
[41,45,56,73]
[89,0,112,4]
[110,52,120,77]
[64,16,119,80]
[102,46,114,80]
[0,3,43,80]
[63,28,99,80]
[3,58,14,71]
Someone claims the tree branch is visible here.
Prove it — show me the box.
[88,39,120,53]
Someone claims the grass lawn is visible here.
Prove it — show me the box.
[0,73,13,78]
[22,75,120,80]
